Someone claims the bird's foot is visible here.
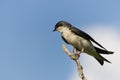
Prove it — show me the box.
[71,47,81,60]
[70,53,80,60]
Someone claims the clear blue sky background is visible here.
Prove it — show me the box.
[0,0,120,80]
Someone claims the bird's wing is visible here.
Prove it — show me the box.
[94,46,114,54]
[71,26,107,50]
[62,36,69,44]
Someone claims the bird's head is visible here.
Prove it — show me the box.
[53,21,72,33]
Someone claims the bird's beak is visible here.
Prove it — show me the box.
[53,29,56,32]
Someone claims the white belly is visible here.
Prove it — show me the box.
[62,30,94,52]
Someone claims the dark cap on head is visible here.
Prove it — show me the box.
[53,21,72,32]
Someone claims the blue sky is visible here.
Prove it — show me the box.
[0,0,120,80]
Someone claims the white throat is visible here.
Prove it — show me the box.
[57,27,70,33]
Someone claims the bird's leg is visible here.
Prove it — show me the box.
[71,47,80,60]
[81,48,84,53]
[73,47,77,54]
[71,47,84,60]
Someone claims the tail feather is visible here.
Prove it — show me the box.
[94,46,114,54]
[95,54,111,65]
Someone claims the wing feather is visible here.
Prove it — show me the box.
[62,36,69,44]
[71,26,107,50]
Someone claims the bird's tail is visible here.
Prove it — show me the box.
[94,46,114,54]
[93,46,113,65]
[94,54,111,65]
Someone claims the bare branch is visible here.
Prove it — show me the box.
[62,44,87,80]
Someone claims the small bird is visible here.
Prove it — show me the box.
[53,21,114,65]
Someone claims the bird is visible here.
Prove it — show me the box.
[53,21,114,65]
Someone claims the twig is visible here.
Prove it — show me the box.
[62,44,87,80]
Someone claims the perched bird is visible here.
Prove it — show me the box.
[53,21,114,65]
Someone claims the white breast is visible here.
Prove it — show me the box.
[61,27,93,51]
[62,28,82,47]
